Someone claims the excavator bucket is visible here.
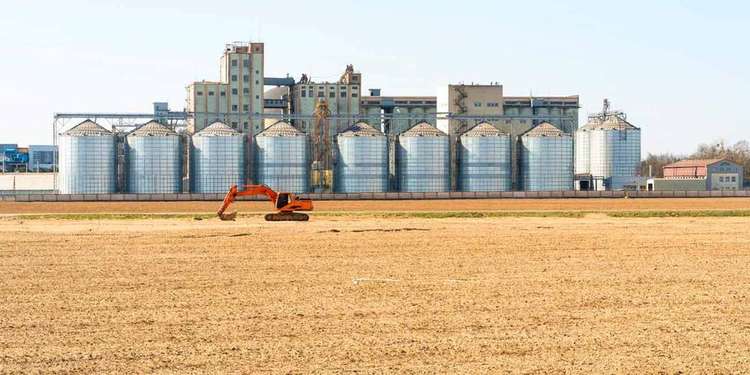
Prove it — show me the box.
[218,211,238,221]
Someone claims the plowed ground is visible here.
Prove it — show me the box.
[1,212,750,373]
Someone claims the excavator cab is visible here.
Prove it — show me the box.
[275,193,290,210]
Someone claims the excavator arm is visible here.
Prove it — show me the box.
[217,184,312,221]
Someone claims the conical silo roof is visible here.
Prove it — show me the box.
[401,121,446,137]
[256,121,305,137]
[195,121,239,136]
[522,122,569,137]
[584,115,639,131]
[62,120,112,136]
[339,121,383,137]
[129,121,177,137]
[461,122,507,137]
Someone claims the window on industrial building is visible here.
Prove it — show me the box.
[243,104,249,111]
[232,105,238,111]
[487,102,499,107]
[732,176,737,182]
[196,91,203,96]
[352,93,358,97]
[255,70,259,75]
[352,86,358,90]
[220,91,226,97]
[244,121,248,129]
[340,92,347,98]
[301,91,306,97]
[255,95,259,99]
[318,92,325,98]
[232,88,238,95]
[243,59,250,67]
[231,75,237,82]
[474,102,482,107]
[243,75,249,82]
[231,59,238,67]
[231,121,238,128]
[255,80,259,85]
[720,177,724,182]
[520,119,527,124]
[243,88,249,95]
[505,119,512,124]
[329,92,335,98]
[208,91,214,96]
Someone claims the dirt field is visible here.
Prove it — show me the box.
[2,211,750,373]
[2,197,750,214]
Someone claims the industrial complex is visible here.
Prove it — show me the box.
[0,41,745,196]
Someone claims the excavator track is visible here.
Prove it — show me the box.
[265,212,309,222]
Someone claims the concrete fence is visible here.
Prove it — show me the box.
[1,190,748,202]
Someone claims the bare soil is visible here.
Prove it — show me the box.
[1,214,749,373]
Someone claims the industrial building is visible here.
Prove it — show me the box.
[187,42,265,134]
[36,40,664,196]
[648,159,744,191]
[0,144,57,173]
[447,84,579,190]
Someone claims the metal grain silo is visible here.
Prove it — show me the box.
[191,121,244,193]
[58,120,116,194]
[520,122,573,191]
[335,122,388,193]
[255,121,309,193]
[459,122,511,192]
[397,122,449,192]
[574,119,595,175]
[580,115,641,189]
[126,121,181,193]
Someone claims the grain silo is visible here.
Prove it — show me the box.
[577,112,641,190]
[520,122,573,191]
[335,122,388,193]
[191,121,244,193]
[255,121,309,193]
[397,121,449,192]
[459,122,511,192]
[126,121,181,193]
[58,120,116,194]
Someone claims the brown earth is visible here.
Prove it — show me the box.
[2,197,750,214]
[1,214,749,373]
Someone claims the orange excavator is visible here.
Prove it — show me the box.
[217,184,313,221]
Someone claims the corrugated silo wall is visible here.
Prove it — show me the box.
[58,135,116,194]
[397,135,450,192]
[255,135,309,194]
[520,136,573,191]
[459,135,512,192]
[191,135,245,193]
[336,135,388,193]
[127,135,182,193]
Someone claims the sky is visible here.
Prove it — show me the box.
[1,0,748,155]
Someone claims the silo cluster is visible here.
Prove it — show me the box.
[397,122,450,192]
[335,122,388,193]
[191,122,245,193]
[58,120,116,194]
[126,121,182,193]
[255,121,309,194]
[520,122,574,191]
[459,122,511,192]
[575,114,641,188]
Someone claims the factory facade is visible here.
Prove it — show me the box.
[38,40,684,195]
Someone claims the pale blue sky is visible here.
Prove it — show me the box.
[1,0,748,154]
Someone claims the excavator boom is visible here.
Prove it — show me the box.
[217,184,313,222]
